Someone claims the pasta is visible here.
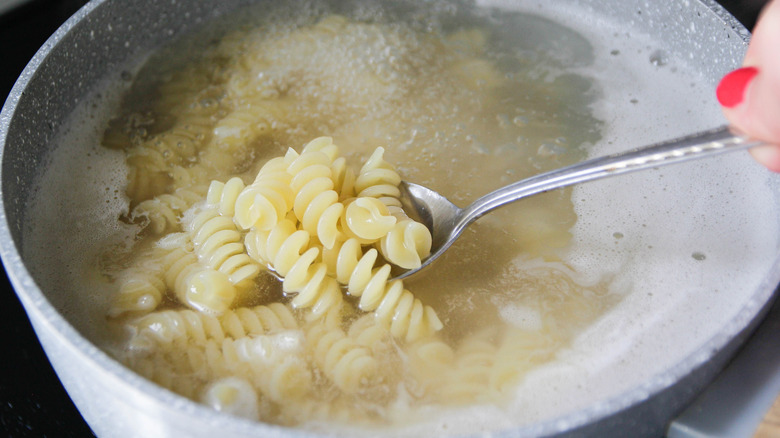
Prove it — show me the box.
[216,334,312,402]
[124,148,174,204]
[321,235,440,342]
[109,263,168,318]
[94,10,609,431]
[245,220,343,318]
[206,177,245,218]
[305,320,378,393]
[379,217,433,269]
[330,156,357,200]
[355,147,432,268]
[128,303,298,349]
[438,328,499,403]
[347,314,393,357]
[321,237,376,285]
[129,353,203,400]
[489,329,559,396]
[185,206,261,289]
[234,157,295,231]
[130,187,207,235]
[181,267,238,315]
[123,120,213,204]
[285,143,344,248]
[201,377,260,421]
[355,147,402,204]
[342,259,442,342]
[157,245,234,314]
[203,99,294,174]
[405,336,455,398]
[340,197,396,243]
[109,242,180,318]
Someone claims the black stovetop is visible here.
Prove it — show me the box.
[0,0,768,437]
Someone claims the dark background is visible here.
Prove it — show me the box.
[0,0,771,436]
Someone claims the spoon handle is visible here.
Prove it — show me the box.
[461,125,764,225]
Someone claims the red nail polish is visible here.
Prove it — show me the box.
[716,66,758,108]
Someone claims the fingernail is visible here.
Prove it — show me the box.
[716,66,758,108]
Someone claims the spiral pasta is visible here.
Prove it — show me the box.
[330,156,357,200]
[354,147,432,268]
[183,268,239,314]
[109,247,170,318]
[378,213,432,270]
[128,331,311,406]
[169,164,212,193]
[201,377,260,421]
[125,148,175,204]
[347,314,392,356]
[405,335,455,398]
[115,138,446,424]
[215,334,312,401]
[234,156,295,231]
[306,321,378,393]
[438,329,499,404]
[186,206,261,290]
[128,352,203,400]
[125,307,309,406]
[489,329,559,395]
[355,147,402,203]
[342,258,442,343]
[204,99,294,174]
[245,220,343,317]
[125,119,213,204]
[153,64,219,116]
[129,302,298,348]
[340,197,396,243]
[206,177,245,218]
[158,245,236,313]
[212,104,272,150]
[285,139,345,248]
[111,243,189,317]
[321,237,377,285]
[130,186,208,235]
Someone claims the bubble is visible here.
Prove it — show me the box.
[512,116,529,126]
[649,50,667,66]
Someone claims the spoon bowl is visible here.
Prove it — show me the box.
[392,125,764,281]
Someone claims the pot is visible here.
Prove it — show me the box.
[1,0,778,437]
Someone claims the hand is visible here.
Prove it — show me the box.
[717,0,780,171]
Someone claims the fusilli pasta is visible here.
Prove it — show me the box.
[130,186,207,235]
[306,321,378,393]
[234,157,295,231]
[129,303,298,348]
[186,206,261,289]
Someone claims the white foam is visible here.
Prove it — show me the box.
[22,67,140,345]
[503,0,778,429]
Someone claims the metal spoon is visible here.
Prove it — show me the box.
[393,125,765,281]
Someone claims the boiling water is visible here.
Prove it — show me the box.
[20,0,779,436]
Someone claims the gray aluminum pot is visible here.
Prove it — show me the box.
[1,0,778,437]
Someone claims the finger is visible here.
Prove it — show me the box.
[719,0,780,145]
[749,144,780,173]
